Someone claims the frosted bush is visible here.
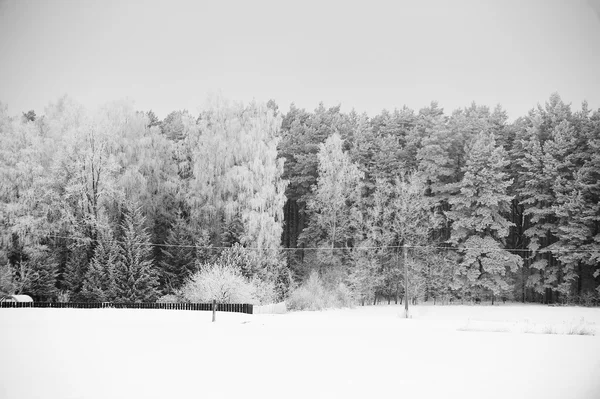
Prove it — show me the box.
[180,262,275,305]
[287,271,354,311]
[156,294,180,304]
[332,282,354,308]
[251,277,277,305]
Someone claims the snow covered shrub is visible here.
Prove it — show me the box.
[287,272,328,311]
[180,262,273,304]
[156,294,181,304]
[57,290,71,302]
[580,292,596,307]
[566,318,595,336]
[286,271,354,311]
[332,282,354,308]
[251,277,277,305]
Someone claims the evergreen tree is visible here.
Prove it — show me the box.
[0,249,15,295]
[447,132,522,300]
[550,106,600,295]
[0,261,14,295]
[62,246,89,300]
[115,205,159,302]
[26,256,59,301]
[81,228,119,301]
[159,211,197,293]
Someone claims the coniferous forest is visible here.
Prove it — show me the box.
[1,93,599,306]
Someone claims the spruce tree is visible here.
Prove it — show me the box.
[115,205,159,302]
[81,228,119,301]
[0,251,15,295]
[62,246,89,300]
[28,258,59,301]
[159,211,197,293]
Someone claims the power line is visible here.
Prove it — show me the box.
[28,232,600,254]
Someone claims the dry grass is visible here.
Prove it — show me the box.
[565,321,595,336]
[458,318,596,336]
[457,320,510,333]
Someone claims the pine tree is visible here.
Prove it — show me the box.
[447,132,522,300]
[516,94,575,301]
[115,205,159,302]
[550,107,600,295]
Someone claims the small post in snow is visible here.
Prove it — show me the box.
[212,299,217,322]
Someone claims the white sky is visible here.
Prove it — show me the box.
[1,0,599,120]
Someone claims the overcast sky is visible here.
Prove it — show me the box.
[1,0,599,120]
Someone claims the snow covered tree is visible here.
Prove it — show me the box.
[0,260,14,295]
[190,98,287,252]
[159,211,198,293]
[303,133,363,249]
[81,227,119,301]
[115,205,159,302]
[62,246,89,299]
[549,106,600,295]
[348,248,384,306]
[448,131,522,301]
[26,254,59,302]
[387,174,435,312]
[300,132,363,283]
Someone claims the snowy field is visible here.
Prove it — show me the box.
[1,304,600,399]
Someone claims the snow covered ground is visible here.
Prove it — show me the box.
[1,303,600,399]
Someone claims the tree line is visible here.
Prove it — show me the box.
[0,93,598,305]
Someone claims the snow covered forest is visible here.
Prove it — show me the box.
[1,93,599,306]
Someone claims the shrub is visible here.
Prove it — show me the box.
[286,271,354,311]
[156,294,181,304]
[566,318,595,336]
[333,282,354,308]
[57,290,71,302]
[180,262,275,305]
[287,274,327,311]
[251,277,277,305]
[580,292,597,307]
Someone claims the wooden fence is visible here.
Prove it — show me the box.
[0,301,253,314]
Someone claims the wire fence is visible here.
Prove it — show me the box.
[31,232,600,254]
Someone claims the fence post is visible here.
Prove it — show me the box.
[212,300,216,322]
